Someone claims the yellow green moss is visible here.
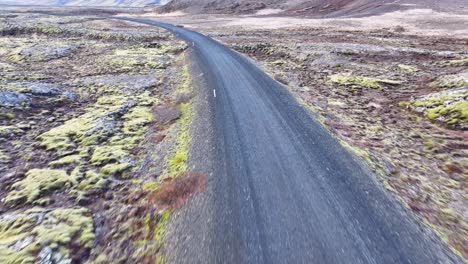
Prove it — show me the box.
[426,101,468,125]
[142,181,159,191]
[38,93,132,154]
[38,109,102,153]
[154,211,170,243]
[340,140,372,164]
[0,82,30,93]
[167,95,192,177]
[102,45,173,71]
[49,154,82,167]
[0,149,9,163]
[441,58,468,67]
[0,62,14,72]
[77,170,107,191]
[122,106,153,135]
[28,24,64,35]
[90,145,128,165]
[411,90,467,125]
[100,163,131,176]
[398,64,418,73]
[34,208,94,248]
[95,94,127,107]
[5,169,71,206]
[0,207,94,264]
[328,74,401,89]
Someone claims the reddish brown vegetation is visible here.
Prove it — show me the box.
[150,172,207,210]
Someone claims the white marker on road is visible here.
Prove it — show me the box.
[213,89,217,98]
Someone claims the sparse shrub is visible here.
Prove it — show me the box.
[393,25,406,33]
[153,105,181,126]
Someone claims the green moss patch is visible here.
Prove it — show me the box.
[122,106,154,136]
[34,86,159,198]
[426,101,468,125]
[76,170,108,192]
[49,154,82,167]
[101,44,181,72]
[166,67,193,177]
[410,88,467,127]
[5,169,71,206]
[100,163,131,176]
[90,145,128,165]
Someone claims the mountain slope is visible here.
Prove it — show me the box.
[157,0,466,16]
[0,0,163,7]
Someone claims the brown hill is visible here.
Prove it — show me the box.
[157,0,466,17]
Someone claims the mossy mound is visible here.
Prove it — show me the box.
[328,74,401,89]
[426,101,468,125]
[398,64,418,73]
[0,207,94,264]
[410,88,467,128]
[90,145,128,165]
[101,44,183,72]
[49,154,82,167]
[441,58,468,67]
[122,106,154,136]
[100,163,131,176]
[33,87,158,198]
[5,169,71,206]
[0,38,76,64]
[431,70,468,89]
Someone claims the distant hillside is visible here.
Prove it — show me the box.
[157,0,466,16]
[0,0,164,6]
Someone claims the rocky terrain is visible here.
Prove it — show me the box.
[0,12,199,263]
[0,4,467,263]
[198,24,468,260]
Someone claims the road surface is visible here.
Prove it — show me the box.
[118,17,458,264]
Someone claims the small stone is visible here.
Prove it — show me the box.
[0,91,30,107]
[27,82,62,97]
[38,247,53,264]
[12,236,34,251]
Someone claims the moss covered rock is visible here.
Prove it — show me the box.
[410,88,467,128]
[0,207,94,264]
[5,169,71,206]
